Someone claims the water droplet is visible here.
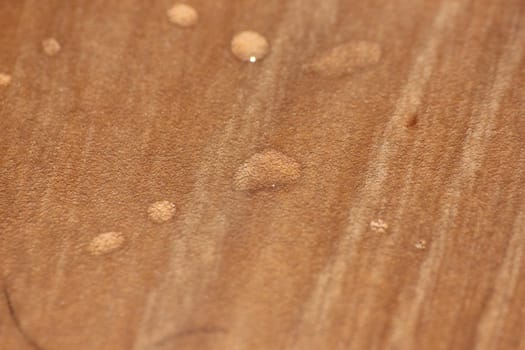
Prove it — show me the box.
[370,219,388,233]
[88,232,125,255]
[167,3,199,27]
[234,149,301,191]
[304,41,381,77]
[0,73,11,86]
[42,37,61,56]
[231,31,270,62]
[414,239,427,250]
[148,200,176,223]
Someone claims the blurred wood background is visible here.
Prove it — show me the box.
[1,0,524,349]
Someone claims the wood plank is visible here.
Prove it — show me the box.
[1,0,524,349]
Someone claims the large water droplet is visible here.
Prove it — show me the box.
[304,41,381,77]
[231,31,270,63]
[167,3,199,27]
[234,149,301,191]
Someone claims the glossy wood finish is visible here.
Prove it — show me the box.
[1,0,524,349]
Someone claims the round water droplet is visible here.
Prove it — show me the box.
[304,41,381,77]
[0,73,11,86]
[148,200,176,223]
[231,31,270,62]
[167,3,199,27]
[42,37,61,56]
[88,232,125,255]
[234,149,301,192]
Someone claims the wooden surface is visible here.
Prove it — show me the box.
[1,0,525,349]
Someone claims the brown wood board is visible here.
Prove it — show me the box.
[1,0,524,349]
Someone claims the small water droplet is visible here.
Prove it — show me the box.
[370,219,388,233]
[42,37,61,56]
[0,73,11,86]
[167,3,199,27]
[231,31,270,62]
[148,200,176,223]
[414,239,427,250]
[234,149,301,192]
[304,41,381,77]
[88,232,125,255]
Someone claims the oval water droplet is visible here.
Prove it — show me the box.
[42,37,61,56]
[231,31,270,63]
[234,149,301,192]
[304,41,381,77]
[88,232,125,255]
[148,200,176,223]
[0,73,11,86]
[167,3,199,27]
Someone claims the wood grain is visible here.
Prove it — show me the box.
[1,0,524,349]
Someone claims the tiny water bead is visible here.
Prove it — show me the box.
[414,239,427,250]
[233,149,301,192]
[231,31,270,62]
[167,3,198,27]
[42,37,61,56]
[148,200,176,223]
[304,40,381,77]
[0,73,11,86]
[87,232,125,255]
[370,219,388,233]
